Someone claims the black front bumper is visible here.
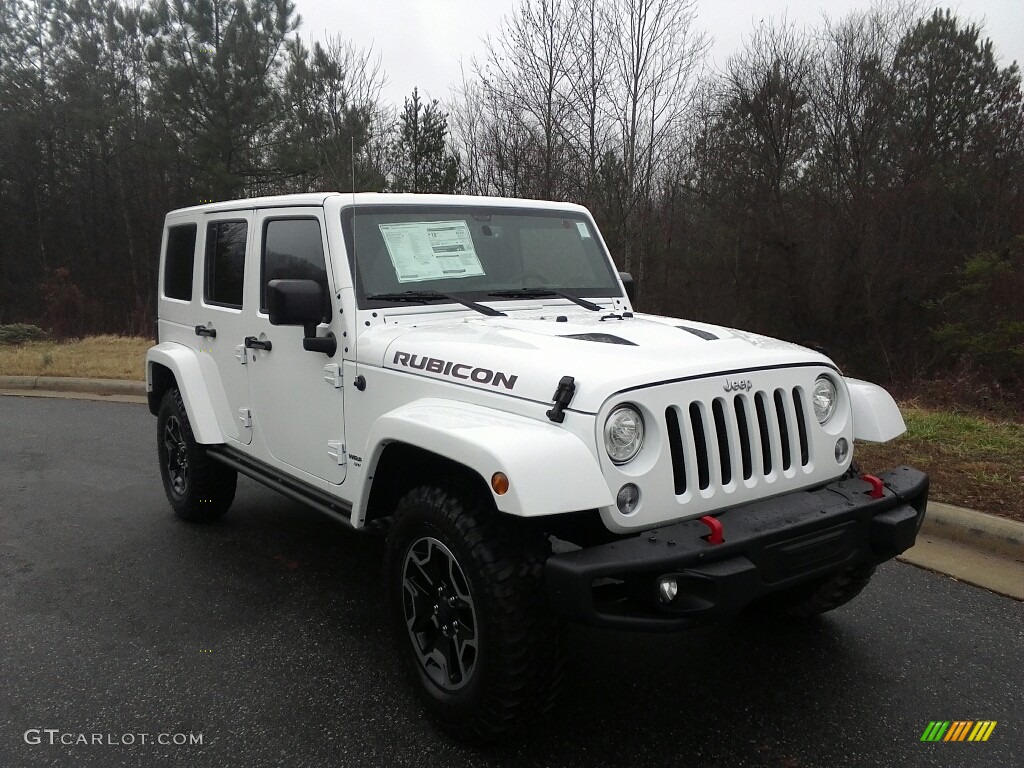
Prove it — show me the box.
[545,467,928,631]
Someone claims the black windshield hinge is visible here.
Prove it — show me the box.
[546,376,576,423]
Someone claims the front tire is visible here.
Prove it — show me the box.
[757,563,877,618]
[385,483,564,742]
[156,388,236,522]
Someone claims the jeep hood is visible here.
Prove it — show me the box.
[367,310,832,413]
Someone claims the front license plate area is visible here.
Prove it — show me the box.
[761,522,856,582]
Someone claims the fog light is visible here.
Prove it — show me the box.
[659,577,679,604]
[616,483,640,515]
[835,437,849,464]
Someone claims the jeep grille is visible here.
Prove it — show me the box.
[665,388,811,495]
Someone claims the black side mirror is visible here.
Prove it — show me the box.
[618,271,635,304]
[267,279,323,326]
[266,279,336,356]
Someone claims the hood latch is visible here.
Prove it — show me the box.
[546,376,576,424]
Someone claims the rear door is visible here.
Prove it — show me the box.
[245,208,347,484]
[199,212,254,446]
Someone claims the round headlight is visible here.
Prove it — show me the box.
[813,376,838,424]
[604,405,645,464]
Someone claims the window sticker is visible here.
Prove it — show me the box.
[576,221,591,238]
[378,220,485,283]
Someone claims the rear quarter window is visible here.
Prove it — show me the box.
[163,224,197,301]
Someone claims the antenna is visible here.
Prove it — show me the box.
[351,136,366,391]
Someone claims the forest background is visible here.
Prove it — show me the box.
[0,0,1020,405]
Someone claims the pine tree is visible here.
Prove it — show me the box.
[143,0,299,198]
[390,88,463,194]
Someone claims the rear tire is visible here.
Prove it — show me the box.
[385,482,565,742]
[157,388,236,522]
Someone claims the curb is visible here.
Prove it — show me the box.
[918,501,1024,563]
[0,375,145,397]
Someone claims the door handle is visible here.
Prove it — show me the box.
[244,336,272,352]
[194,325,217,338]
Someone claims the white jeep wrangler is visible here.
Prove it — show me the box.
[147,193,928,740]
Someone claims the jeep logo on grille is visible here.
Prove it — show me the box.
[723,378,753,393]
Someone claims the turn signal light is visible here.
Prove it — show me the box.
[491,472,509,495]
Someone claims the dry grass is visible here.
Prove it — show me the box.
[0,335,150,380]
[857,406,1024,523]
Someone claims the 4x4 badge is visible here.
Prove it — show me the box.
[723,379,753,393]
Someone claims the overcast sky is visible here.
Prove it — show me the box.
[292,0,1024,106]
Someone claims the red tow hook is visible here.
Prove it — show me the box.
[862,473,885,499]
[699,515,724,544]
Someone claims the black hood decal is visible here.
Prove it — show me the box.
[677,325,718,341]
[561,333,637,346]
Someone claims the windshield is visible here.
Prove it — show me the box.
[341,205,622,309]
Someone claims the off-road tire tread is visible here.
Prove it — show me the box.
[784,563,876,618]
[157,388,236,522]
[386,483,565,743]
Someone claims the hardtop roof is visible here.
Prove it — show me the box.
[166,192,590,218]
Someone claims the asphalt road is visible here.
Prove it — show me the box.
[1,395,1021,768]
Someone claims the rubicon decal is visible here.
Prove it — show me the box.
[392,351,518,390]
[920,721,997,742]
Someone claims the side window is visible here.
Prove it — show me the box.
[261,218,330,320]
[204,221,247,308]
[163,224,197,301]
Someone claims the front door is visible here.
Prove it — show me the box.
[245,209,347,484]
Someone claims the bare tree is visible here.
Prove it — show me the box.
[812,4,917,203]
[603,0,708,295]
[476,0,579,199]
[563,0,615,205]
[448,69,495,195]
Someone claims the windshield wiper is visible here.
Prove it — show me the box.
[365,290,506,317]
[487,288,603,312]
